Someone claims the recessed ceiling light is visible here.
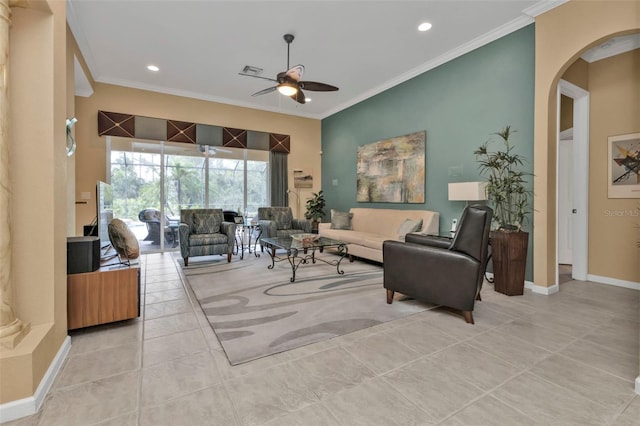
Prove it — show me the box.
[305,98,312,102]
[418,22,432,32]
[147,65,159,72]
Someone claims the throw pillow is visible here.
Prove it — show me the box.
[108,218,140,259]
[397,218,423,241]
[191,213,220,234]
[330,209,353,230]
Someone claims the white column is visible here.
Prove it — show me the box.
[0,0,29,349]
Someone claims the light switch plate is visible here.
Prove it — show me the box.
[332,179,338,186]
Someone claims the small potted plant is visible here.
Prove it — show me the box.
[475,125,532,296]
[304,190,326,232]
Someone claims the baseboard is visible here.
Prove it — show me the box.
[0,336,71,423]
[485,273,557,296]
[636,376,640,395]
[525,280,559,295]
[587,274,640,291]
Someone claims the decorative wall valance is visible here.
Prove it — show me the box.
[97,110,290,153]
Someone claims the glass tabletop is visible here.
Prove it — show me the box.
[261,236,345,250]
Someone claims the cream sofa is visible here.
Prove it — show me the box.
[318,208,439,263]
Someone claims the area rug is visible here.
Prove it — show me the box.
[178,253,435,365]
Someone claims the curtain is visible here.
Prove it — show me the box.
[270,151,288,207]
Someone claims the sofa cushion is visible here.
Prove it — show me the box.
[397,218,423,241]
[330,209,353,230]
[191,213,221,235]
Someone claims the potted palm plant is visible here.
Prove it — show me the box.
[304,190,326,232]
[475,126,532,296]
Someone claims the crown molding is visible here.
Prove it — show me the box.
[321,14,536,119]
[95,76,323,120]
[522,0,568,18]
[581,34,640,63]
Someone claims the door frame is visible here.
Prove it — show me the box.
[557,79,589,282]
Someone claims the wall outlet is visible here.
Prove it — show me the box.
[450,218,458,238]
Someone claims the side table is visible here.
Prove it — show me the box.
[235,224,261,259]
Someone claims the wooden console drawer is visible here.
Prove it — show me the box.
[67,265,140,330]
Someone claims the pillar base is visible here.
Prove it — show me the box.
[0,319,31,349]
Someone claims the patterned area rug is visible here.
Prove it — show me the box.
[178,252,435,365]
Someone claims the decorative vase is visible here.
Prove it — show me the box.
[491,230,529,296]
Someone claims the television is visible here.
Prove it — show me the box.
[96,181,114,250]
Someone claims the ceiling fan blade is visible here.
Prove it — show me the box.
[252,86,277,97]
[299,81,339,92]
[290,88,306,104]
[238,73,277,82]
[285,65,305,82]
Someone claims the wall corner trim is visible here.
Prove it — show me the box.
[525,281,559,295]
[635,376,640,395]
[0,336,71,423]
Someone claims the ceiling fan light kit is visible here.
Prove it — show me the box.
[277,83,298,96]
[240,33,338,104]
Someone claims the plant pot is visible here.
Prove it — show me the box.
[490,230,529,296]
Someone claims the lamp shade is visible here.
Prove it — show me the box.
[448,181,488,201]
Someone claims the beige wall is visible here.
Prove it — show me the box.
[588,49,640,281]
[74,84,322,235]
[560,58,589,131]
[534,0,640,287]
[1,0,68,404]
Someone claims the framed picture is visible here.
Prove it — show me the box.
[608,132,640,198]
[294,170,313,188]
[356,131,425,203]
[234,216,244,224]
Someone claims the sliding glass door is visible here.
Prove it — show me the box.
[108,137,269,253]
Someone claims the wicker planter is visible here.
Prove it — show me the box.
[491,230,529,296]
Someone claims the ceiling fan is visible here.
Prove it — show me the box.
[239,34,339,104]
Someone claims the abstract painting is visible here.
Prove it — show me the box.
[357,131,425,203]
[608,132,640,198]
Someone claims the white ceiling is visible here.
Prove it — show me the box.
[67,0,565,120]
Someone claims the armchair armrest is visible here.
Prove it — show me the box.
[405,233,451,249]
[257,220,277,239]
[220,222,237,247]
[179,223,190,257]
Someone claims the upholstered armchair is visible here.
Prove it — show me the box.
[138,208,175,245]
[257,207,311,250]
[383,205,493,324]
[179,208,236,266]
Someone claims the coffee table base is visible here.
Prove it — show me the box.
[265,244,348,282]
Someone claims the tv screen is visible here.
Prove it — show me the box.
[96,181,114,250]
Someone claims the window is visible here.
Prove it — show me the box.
[108,137,269,252]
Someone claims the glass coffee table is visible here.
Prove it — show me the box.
[260,236,348,282]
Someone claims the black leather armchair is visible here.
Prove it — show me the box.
[383,205,493,324]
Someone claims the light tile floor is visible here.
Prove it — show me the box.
[6,253,639,426]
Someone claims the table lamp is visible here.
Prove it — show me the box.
[448,181,488,236]
[448,181,488,205]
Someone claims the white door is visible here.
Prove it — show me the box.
[558,138,573,264]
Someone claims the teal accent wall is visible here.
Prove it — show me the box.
[321,25,535,280]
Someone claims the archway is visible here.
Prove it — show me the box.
[533,1,639,289]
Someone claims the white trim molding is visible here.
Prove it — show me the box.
[0,336,71,423]
[587,274,640,291]
[484,274,557,296]
[635,376,640,395]
[525,280,559,295]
